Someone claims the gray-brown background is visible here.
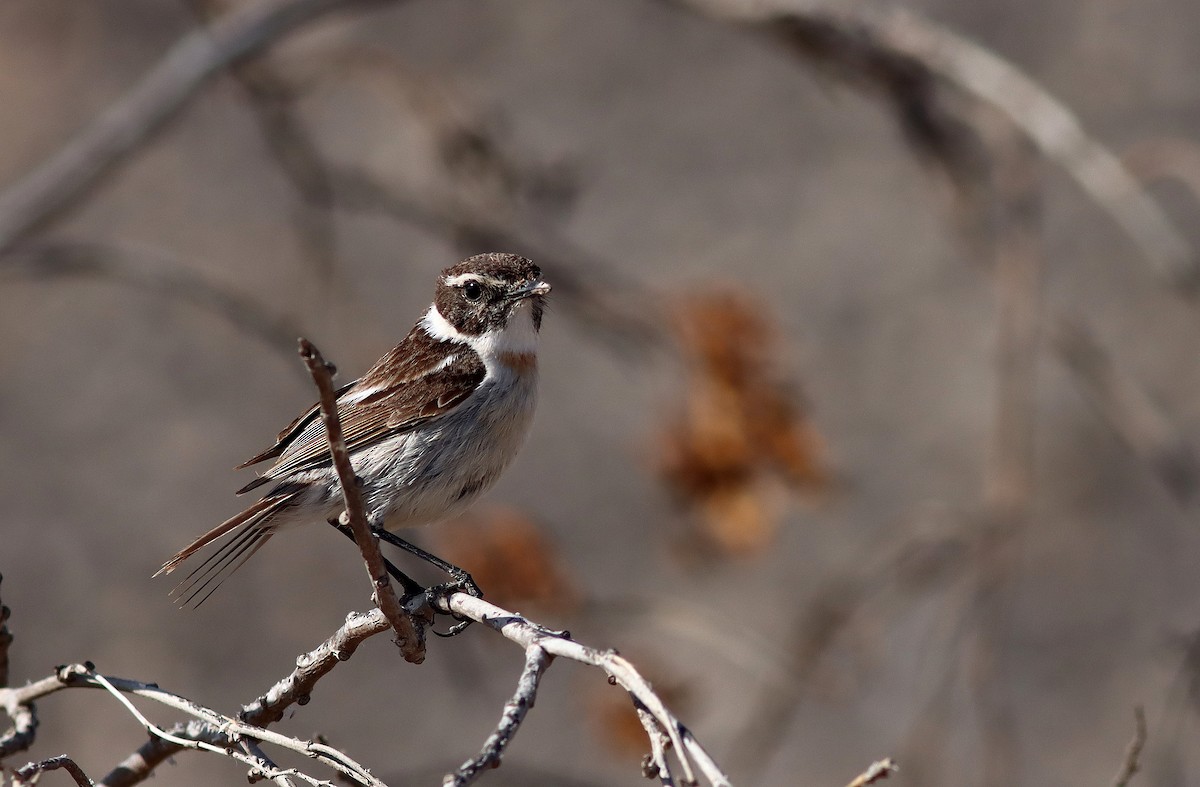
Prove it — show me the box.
[3,1,1200,784]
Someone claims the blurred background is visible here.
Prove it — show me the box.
[3,0,1200,784]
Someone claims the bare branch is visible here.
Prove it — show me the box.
[94,730,185,787]
[0,0,389,254]
[444,645,552,786]
[1111,706,1147,787]
[436,592,732,787]
[845,757,898,787]
[14,754,95,786]
[239,607,390,725]
[0,571,37,761]
[1,595,728,786]
[298,338,428,663]
[0,663,382,787]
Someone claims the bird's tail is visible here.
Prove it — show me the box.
[154,488,304,608]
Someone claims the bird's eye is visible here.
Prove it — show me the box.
[462,281,483,302]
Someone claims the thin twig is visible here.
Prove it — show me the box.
[94,728,190,787]
[444,644,552,786]
[636,704,673,785]
[0,597,728,786]
[298,338,427,664]
[845,757,898,787]
[239,607,391,724]
[0,0,387,254]
[1111,706,1147,787]
[14,754,95,786]
[436,592,732,787]
[0,664,382,786]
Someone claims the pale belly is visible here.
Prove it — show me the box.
[353,371,537,530]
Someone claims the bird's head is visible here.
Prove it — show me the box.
[434,253,551,338]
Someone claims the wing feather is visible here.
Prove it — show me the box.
[237,329,486,486]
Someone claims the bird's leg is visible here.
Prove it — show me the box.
[369,527,483,600]
[369,527,483,637]
[333,520,479,637]
[329,519,425,597]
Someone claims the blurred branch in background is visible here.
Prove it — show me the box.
[728,504,974,781]
[970,126,1043,787]
[1123,137,1200,215]
[671,0,1197,289]
[0,0,391,254]
[189,0,345,293]
[0,0,664,354]
[1054,319,1200,502]
[1110,705,1147,787]
[2,240,301,360]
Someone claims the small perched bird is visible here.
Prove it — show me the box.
[157,252,550,606]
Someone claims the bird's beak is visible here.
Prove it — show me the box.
[509,279,551,299]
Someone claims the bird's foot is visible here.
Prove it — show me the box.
[426,572,483,637]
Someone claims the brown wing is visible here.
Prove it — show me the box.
[235,380,356,470]
[237,330,485,491]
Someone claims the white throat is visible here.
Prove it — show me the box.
[421,301,539,364]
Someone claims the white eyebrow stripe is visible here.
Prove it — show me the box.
[443,272,506,288]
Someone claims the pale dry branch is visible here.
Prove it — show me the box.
[0,572,36,762]
[0,599,728,786]
[0,664,382,787]
[437,592,732,787]
[1111,706,1147,787]
[239,607,391,725]
[95,724,199,787]
[845,757,898,787]
[0,0,388,254]
[636,704,674,785]
[14,754,94,786]
[299,338,427,664]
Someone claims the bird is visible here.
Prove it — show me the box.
[156,252,550,607]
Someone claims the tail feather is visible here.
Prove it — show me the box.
[171,526,274,608]
[155,489,304,607]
